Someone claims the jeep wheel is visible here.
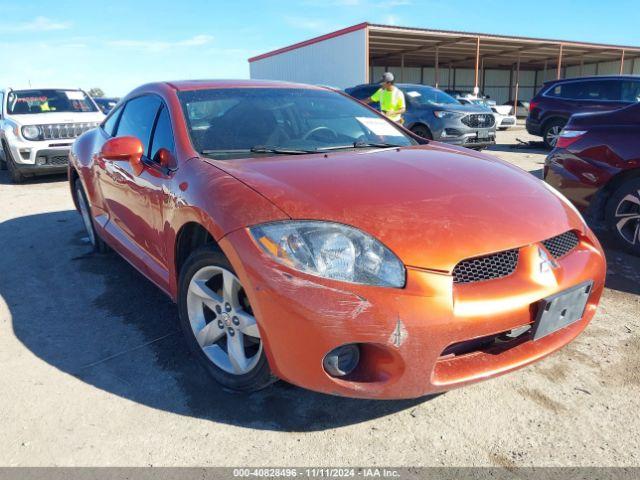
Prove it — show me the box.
[2,142,24,183]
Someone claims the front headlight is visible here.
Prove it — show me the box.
[249,221,406,288]
[433,111,462,119]
[21,125,41,141]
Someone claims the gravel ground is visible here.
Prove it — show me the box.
[0,126,639,467]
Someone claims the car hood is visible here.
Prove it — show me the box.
[8,112,105,125]
[204,144,584,272]
[416,103,491,114]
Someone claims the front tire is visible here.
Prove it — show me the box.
[178,247,275,392]
[410,125,433,140]
[2,142,25,183]
[542,119,566,149]
[605,178,640,255]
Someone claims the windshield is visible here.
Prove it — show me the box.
[7,89,98,115]
[179,88,416,159]
[402,87,460,106]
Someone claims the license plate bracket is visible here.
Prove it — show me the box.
[532,281,593,341]
[477,129,490,140]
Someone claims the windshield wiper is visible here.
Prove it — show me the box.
[250,145,316,155]
[200,146,316,156]
[314,141,403,152]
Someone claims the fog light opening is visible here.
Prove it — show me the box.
[323,344,360,378]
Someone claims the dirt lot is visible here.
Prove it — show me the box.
[1,126,639,467]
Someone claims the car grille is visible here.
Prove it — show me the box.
[452,249,519,284]
[39,123,99,140]
[542,231,579,259]
[452,231,580,285]
[47,155,69,165]
[461,114,495,128]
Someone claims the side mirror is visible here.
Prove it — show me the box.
[101,136,144,175]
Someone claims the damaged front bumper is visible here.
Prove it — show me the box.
[219,227,606,399]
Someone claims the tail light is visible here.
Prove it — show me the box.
[556,129,587,149]
[529,100,539,115]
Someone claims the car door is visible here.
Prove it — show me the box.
[97,95,175,290]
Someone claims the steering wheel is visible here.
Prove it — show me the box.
[302,126,339,141]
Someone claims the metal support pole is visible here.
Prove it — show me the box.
[514,54,521,119]
[400,54,405,82]
[579,57,584,77]
[543,59,548,82]
[480,56,485,93]
[620,49,626,74]
[435,46,439,88]
[474,36,481,94]
[557,44,563,79]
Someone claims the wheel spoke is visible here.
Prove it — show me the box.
[616,215,640,244]
[190,278,223,310]
[616,193,640,212]
[226,331,248,374]
[222,270,241,308]
[196,321,225,347]
[236,310,260,338]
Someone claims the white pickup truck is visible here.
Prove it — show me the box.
[0,88,105,183]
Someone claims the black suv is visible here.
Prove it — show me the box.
[526,75,640,148]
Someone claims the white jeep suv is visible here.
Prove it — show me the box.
[0,88,105,183]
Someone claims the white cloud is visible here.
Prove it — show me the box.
[0,16,71,32]
[107,34,214,53]
[284,16,343,33]
[382,14,402,25]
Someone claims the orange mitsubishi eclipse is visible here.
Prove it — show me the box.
[69,80,606,399]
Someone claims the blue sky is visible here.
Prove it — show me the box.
[1,0,638,96]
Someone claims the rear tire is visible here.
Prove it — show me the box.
[178,247,275,392]
[605,178,640,256]
[74,179,108,253]
[542,119,566,149]
[410,125,433,140]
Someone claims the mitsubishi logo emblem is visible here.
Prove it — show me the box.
[538,247,559,274]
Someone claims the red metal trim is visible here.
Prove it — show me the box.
[248,22,369,63]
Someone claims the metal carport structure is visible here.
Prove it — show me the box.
[249,22,640,109]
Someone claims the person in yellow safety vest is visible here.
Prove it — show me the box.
[366,72,406,123]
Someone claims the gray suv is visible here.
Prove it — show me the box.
[345,83,496,150]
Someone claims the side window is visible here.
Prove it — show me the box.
[102,107,122,137]
[579,80,620,101]
[621,81,640,103]
[349,87,375,101]
[116,95,162,157]
[149,105,175,163]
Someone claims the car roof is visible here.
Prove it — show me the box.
[2,87,87,92]
[545,74,640,85]
[347,83,440,91]
[164,79,324,91]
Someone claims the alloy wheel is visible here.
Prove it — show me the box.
[614,190,640,246]
[186,266,262,375]
[545,126,562,147]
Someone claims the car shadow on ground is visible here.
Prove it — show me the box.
[592,229,640,296]
[0,170,67,186]
[0,210,428,432]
